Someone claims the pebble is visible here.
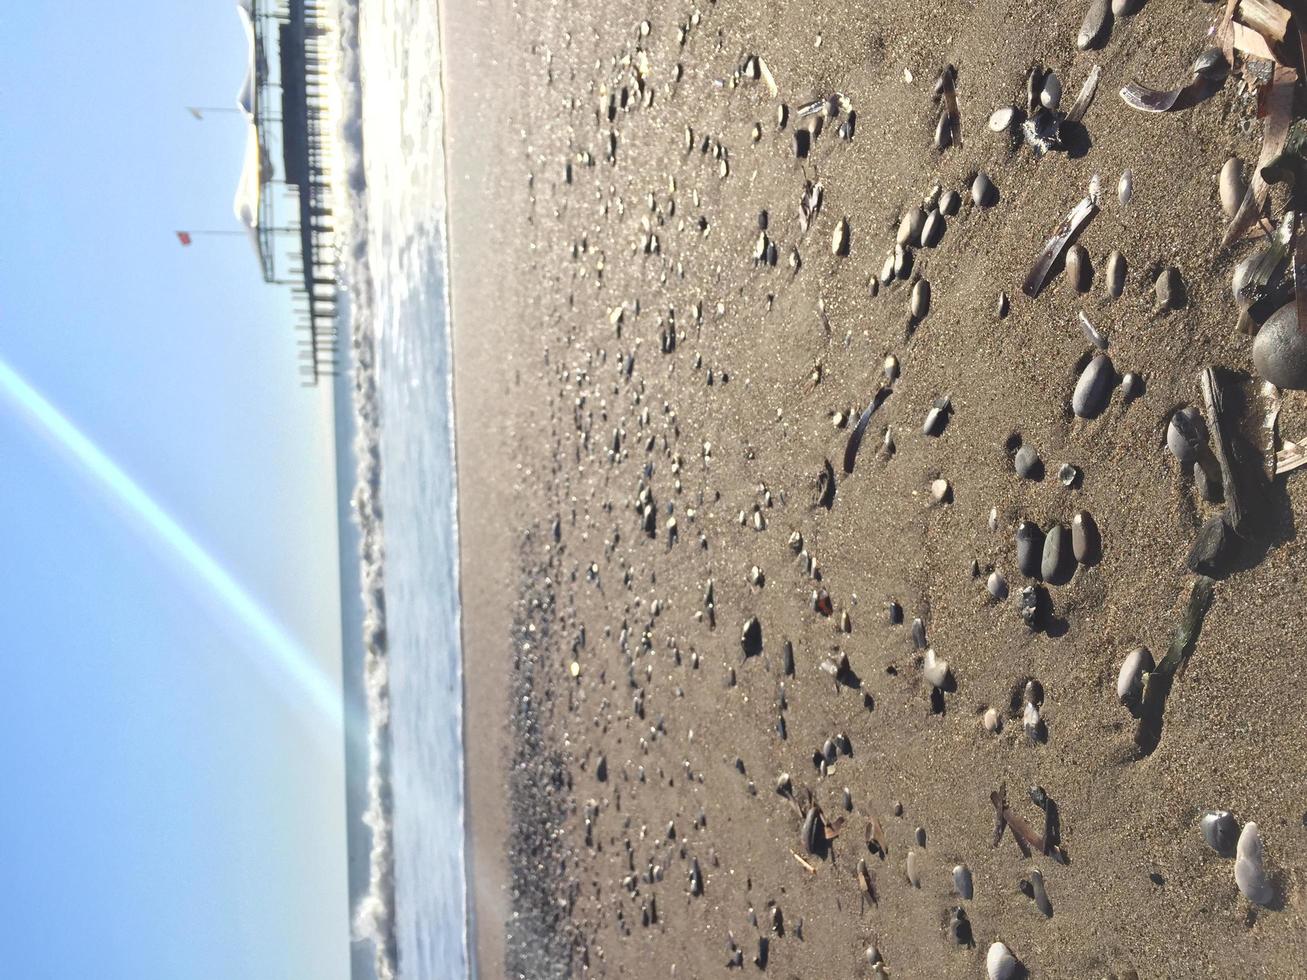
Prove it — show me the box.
[1016,521,1044,578]
[1078,0,1111,50]
[741,616,762,656]
[953,864,974,899]
[1200,809,1238,856]
[1065,244,1091,292]
[987,942,1020,980]
[843,787,853,810]
[923,405,948,436]
[988,106,1016,132]
[1015,445,1043,480]
[1252,301,1307,390]
[1112,0,1142,14]
[1219,157,1246,218]
[1106,249,1126,298]
[906,850,922,887]
[1072,352,1115,418]
[884,353,900,381]
[832,218,850,256]
[1041,71,1062,110]
[782,639,795,675]
[911,278,931,318]
[971,171,997,208]
[894,244,913,279]
[987,571,1009,600]
[982,707,1002,733]
[940,189,961,216]
[1116,646,1153,706]
[1120,371,1143,400]
[922,648,950,688]
[1030,868,1053,917]
[897,207,927,247]
[914,826,927,846]
[1235,822,1274,906]
[1071,510,1100,564]
[1167,407,1208,462]
[865,944,883,966]
[1155,267,1184,310]
[921,208,945,247]
[996,291,1010,318]
[1042,524,1073,584]
[1023,701,1045,742]
[930,478,952,504]
[1118,169,1133,207]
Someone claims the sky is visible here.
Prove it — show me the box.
[0,4,351,978]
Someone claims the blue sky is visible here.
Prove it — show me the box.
[0,3,349,978]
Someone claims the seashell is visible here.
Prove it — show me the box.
[1219,158,1246,219]
[1015,445,1043,480]
[775,772,793,796]
[1118,169,1133,207]
[1253,301,1307,390]
[1023,701,1045,742]
[940,189,961,216]
[1016,521,1044,578]
[1116,647,1153,706]
[988,106,1017,132]
[897,207,927,246]
[1072,353,1115,418]
[1200,809,1238,856]
[1065,244,1091,292]
[982,707,1002,733]
[953,864,974,899]
[1042,524,1073,584]
[1106,249,1126,298]
[1041,71,1062,110]
[1167,406,1208,462]
[822,738,837,763]
[988,571,1009,600]
[1235,822,1274,905]
[1071,511,1100,564]
[1078,0,1112,51]
[1193,47,1229,81]
[922,649,950,688]
[906,849,921,887]
[832,217,850,256]
[1059,462,1081,487]
[911,278,931,318]
[971,171,997,208]
[987,942,1019,980]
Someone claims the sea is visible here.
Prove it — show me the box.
[331,0,469,978]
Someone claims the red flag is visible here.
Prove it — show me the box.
[176,231,192,246]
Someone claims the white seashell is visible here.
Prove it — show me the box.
[922,648,950,688]
[987,941,1019,980]
[1235,822,1274,906]
[988,106,1016,132]
[906,849,921,887]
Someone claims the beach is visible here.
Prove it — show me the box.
[442,0,1307,976]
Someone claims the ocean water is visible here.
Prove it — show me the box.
[332,0,469,977]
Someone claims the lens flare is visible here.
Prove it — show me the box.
[0,356,342,733]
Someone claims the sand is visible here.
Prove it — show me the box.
[443,0,1307,976]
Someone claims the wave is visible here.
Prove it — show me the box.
[329,1,398,977]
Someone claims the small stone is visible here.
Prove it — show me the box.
[971,171,997,208]
[930,478,952,504]
[1071,510,1100,564]
[1042,524,1072,584]
[894,244,913,279]
[1220,158,1246,218]
[1106,249,1126,298]
[832,217,850,256]
[987,942,1019,980]
[884,354,900,381]
[843,786,853,810]
[988,106,1016,132]
[921,208,944,247]
[749,565,765,586]
[1078,0,1111,50]
[1167,407,1208,462]
[897,207,927,247]
[596,754,608,781]
[940,189,961,215]
[987,571,1009,600]
[1016,521,1044,578]
[996,291,1010,318]
[1117,646,1153,707]
[1120,371,1143,400]
[1014,445,1043,480]
[1112,0,1142,14]
[865,944,882,966]
[922,649,950,688]
[982,707,1002,733]
[1118,169,1133,207]
[1253,301,1307,390]
[1065,243,1091,292]
[1030,868,1053,917]
[906,849,921,887]
[1041,71,1062,110]
[953,864,974,899]
[911,278,931,318]
[1200,809,1238,856]
[1155,267,1184,311]
[832,411,847,429]
[741,616,763,656]
[1072,352,1115,418]
[1235,822,1274,906]
[788,530,803,552]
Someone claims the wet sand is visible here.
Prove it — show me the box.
[445,0,1307,976]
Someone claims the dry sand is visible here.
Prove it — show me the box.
[443,0,1307,976]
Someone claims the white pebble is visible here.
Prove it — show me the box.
[1235,822,1274,906]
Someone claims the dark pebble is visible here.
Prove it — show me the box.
[1015,445,1043,480]
[1041,524,1073,584]
[1016,521,1044,578]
